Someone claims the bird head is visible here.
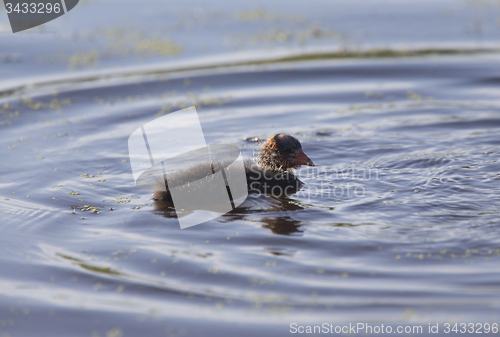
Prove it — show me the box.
[258,133,315,170]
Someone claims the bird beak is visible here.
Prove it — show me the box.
[293,148,315,167]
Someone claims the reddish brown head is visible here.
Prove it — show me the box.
[257,133,315,170]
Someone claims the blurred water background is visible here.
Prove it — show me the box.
[1,0,500,336]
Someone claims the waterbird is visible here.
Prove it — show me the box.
[152,133,314,202]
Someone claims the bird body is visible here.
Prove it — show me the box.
[152,133,314,202]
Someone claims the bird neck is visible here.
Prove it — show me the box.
[257,147,291,171]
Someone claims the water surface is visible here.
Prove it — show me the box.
[1,0,500,336]
[1,54,500,336]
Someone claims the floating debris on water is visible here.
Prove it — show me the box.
[74,205,102,214]
[113,197,130,204]
[244,136,261,142]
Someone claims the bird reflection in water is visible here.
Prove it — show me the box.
[154,194,305,236]
[260,215,303,236]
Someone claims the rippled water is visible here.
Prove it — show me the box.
[1,53,500,336]
[2,0,500,335]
